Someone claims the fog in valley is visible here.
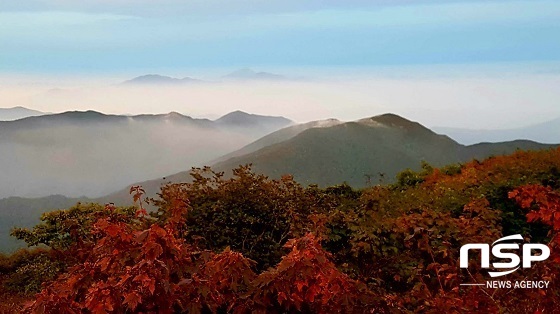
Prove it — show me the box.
[0,112,290,198]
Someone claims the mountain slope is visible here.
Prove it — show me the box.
[214,114,557,187]
[101,118,341,204]
[214,114,465,187]
[0,106,45,121]
[211,118,342,164]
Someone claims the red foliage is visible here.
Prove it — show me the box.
[22,184,385,313]
[8,150,560,313]
[248,233,384,313]
[509,184,560,232]
[506,184,560,311]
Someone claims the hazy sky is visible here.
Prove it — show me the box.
[0,0,559,128]
[1,0,559,72]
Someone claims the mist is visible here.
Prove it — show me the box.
[2,65,560,198]
[0,115,289,198]
[2,66,560,130]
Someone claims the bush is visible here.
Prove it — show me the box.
[154,165,320,271]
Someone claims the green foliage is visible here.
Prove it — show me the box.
[4,203,138,297]
[395,169,425,187]
[10,203,137,251]
[154,165,321,271]
[0,249,64,295]
[395,162,434,188]
[440,163,462,176]
[0,195,84,253]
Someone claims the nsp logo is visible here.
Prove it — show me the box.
[460,234,550,277]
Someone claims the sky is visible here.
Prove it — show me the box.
[0,0,559,128]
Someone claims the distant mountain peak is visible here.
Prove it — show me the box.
[219,110,250,117]
[165,111,186,118]
[216,110,290,124]
[122,74,201,85]
[0,106,45,121]
[371,113,410,124]
[46,110,115,123]
[125,74,179,84]
[160,111,194,121]
[213,111,293,133]
[60,110,107,117]
[223,68,286,81]
[137,74,174,79]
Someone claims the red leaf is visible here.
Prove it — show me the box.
[124,292,142,310]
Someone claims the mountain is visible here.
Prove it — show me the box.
[102,118,339,204]
[0,110,292,199]
[211,118,342,164]
[434,117,560,145]
[222,68,286,81]
[214,114,464,187]
[213,114,556,187]
[102,113,558,206]
[122,74,202,85]
[214,110,293,135]
[3,113,557,252]
[0,106,45,121]
[122,69,290,85]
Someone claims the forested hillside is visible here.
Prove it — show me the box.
[1,148,559,313]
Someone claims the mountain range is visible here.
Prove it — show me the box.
[0,110,292,199]
[101,113,557,206]
[221,68,287,81]
[214,114,555,186]
[122,74,203,85]
[122,68,287,85]
[1,112,558,252]
[0,106,45,121]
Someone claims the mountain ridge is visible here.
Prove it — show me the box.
[0,106,45,121]
[2,113,558,252]
[100,113,559,206]
[121,68,288,85]
[222,68,286,81]
[122,74,203,85]
[0,109,293,199]
[215,110,293,127]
